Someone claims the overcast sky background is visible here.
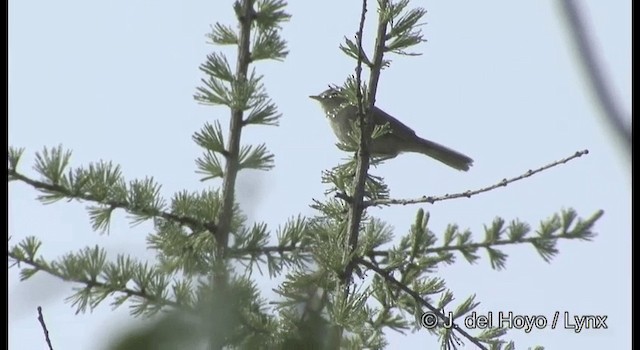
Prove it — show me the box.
[9,1,630,349]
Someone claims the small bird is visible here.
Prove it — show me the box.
[309,87,474,171]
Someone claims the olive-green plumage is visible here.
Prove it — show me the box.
[309,88,474,171]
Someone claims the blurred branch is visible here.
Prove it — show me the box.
[557,0,631,154]
[37,307,54,350]
[367,149,590,207]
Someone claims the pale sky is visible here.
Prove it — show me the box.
[9,1,630,349]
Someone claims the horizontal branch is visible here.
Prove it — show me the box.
[228,244,301,256]
[8,251,183,309]
[366,149,590,207]
[8,169,218,234]
[368,213,601,257]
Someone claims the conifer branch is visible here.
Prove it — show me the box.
[7,169,218,234]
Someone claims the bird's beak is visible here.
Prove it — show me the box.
[308,95,320,100]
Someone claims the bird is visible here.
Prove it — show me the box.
[309,87,474,171]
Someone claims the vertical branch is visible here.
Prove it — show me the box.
[557,0,631,152]
[215,0,254,264]
[209,4,255,349]
[344,0,371,280]
[333,0,390,347]
[344,0,389,287]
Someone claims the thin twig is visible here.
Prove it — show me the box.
[366,149,590,207]
[357,258,488,350]
[37,306,54,350]
[557,0,631,152]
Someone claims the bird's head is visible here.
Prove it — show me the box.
[309,87,349,112]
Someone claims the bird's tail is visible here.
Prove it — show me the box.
[409,137,474,171]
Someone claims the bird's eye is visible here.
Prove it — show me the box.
[324,91,339,99]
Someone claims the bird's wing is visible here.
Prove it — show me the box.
[371,106,417,138]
